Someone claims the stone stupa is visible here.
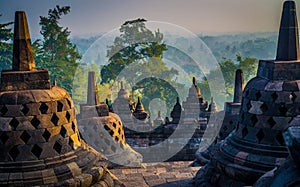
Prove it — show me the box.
[195,1,300,186]
[0,11,119,186]
[77,72,143,167]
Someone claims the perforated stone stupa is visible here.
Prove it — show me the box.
[195,1,300,186]
[0,11,119,187]
[193,69,244,166]
[77,72,143,167]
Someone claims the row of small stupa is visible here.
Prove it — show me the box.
[0,11,127,186]
[194,1,300,186]
[111,77,218,132]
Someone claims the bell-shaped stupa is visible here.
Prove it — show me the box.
[0,11,118,186]
[77,72,143,167]
[195,1,300,186]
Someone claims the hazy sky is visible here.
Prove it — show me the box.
[0,0,296,37]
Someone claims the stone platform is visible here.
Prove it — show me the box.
[110,161,200,187]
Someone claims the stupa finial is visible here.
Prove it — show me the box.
[13,11,36,71]
[276,0,300,61]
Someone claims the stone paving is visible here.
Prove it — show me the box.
[110,161,200,187]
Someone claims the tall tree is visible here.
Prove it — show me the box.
[101,18,168,84]
[34,6,81,94]
[101,18,180,113]
[199,55,258,103]
[0,14,13,71]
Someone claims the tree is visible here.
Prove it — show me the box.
[101,18,168,84]
[34,6,81,94]
[199,55,258,103]
[101,18,180,113]
[0,14,13,72]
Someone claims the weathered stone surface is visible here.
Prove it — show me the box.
[0,11,118,187]
[195,1,300,186]
[78,72,143,167]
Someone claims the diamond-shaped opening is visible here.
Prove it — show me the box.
[31,116,40,129]
[60,126,67,138]
[250,115,258,125]
[276,132,285,145]
[256,129,265,142]
[71,122,76,133]
[118,128,121,135]
[104,125,110,131]
[0,105,8,116]
[42,129,51,141]
[53,141,62,153]
[268,117,276,128]
[66,99,72,109]
[0,132,9,144]
[260,103,268,113]
[51,113,59,126]
[242,126,248,138]
[39,102,49,114]
[65,111,71,122]
[20,104,29,115]
[9,118,19,129]
[290,92,297,103]
[271,92,278,102]
[20,131,31,143]
[31,144,42,158]
[9,146,19,161]
[255,91,262,100]
[112,123,117,129]
[279,104,288,115]
[115,136,119,142]
[57,101,63,112]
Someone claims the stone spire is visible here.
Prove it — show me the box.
[192,77,196,86]
[0,11,117,186]
[13,11,36,71]
[171,97,182,124]
[233,69,244,103]
[121,81,125,89]
[208,97,218,112]
[276,0,300,61]
[1,12,50,91]
[133,97,148,120]
[154,111,164,126]
[135,97,145,112]
[87,71,100,106]
[195,1,300,186]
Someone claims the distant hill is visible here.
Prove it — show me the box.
[72,32,278,64]
[199,32,277,62]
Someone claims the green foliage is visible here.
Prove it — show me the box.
[0,14,13,71]
[101,18,181,113]
[199,54,258,102]
[33,6,81,94]
[101,18,167,84]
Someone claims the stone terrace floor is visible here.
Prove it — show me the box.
[110,161,200,187]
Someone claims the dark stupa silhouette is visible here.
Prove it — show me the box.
[195,1,300,186]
